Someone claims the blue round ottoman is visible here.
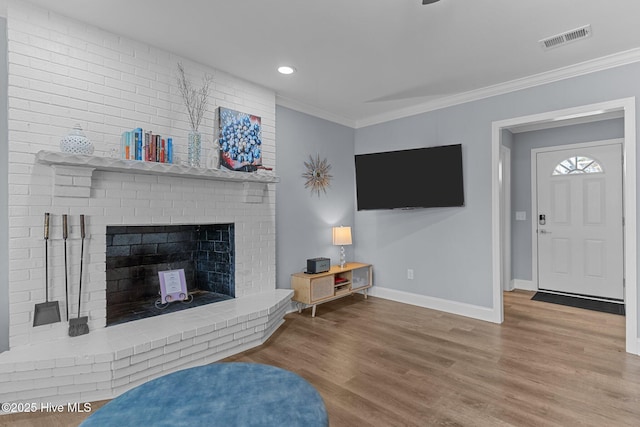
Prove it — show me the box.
[80,362,328,427]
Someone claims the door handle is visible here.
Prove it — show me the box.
[539,229,552,234]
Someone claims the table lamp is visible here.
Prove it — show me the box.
[332,226,352,268]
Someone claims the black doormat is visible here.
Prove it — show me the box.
[531,292,625,316]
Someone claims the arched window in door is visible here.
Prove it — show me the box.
[552,156,603,175]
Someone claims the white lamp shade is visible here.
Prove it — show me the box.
[332,226,352,246]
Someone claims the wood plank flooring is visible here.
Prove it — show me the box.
[3,290,640,426]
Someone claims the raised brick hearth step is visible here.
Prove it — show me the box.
[0,290,292,408]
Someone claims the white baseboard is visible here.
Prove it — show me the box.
[512,279,536,291]
[368,286,497,323]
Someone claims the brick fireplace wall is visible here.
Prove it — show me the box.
[5,1,277,349]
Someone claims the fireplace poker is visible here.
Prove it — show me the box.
[69,214,89,337]
[62,214,69,321]
[33,212,61,326]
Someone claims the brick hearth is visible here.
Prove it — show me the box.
[0,290,292,406]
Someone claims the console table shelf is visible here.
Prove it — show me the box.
[291,262,372,317]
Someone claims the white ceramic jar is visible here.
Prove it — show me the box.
[60,124,94,155]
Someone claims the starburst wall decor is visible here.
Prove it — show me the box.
[303,154,332,196]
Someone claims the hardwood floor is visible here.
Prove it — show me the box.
[3,290,639,426]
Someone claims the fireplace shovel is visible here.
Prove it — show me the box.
[33,213,61,326]
[69,214,89,337]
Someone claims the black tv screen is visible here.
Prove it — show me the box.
[354,144,464,210]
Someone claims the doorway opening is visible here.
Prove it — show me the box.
[491,97,637,355]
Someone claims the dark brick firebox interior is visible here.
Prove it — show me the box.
[106,224,235,326]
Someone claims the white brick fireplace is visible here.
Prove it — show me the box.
[0,1,291,407]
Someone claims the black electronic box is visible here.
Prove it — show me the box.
[306,257,330,274]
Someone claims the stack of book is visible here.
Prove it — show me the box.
[121,128,173,164]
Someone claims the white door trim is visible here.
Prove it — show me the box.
[491,97,637,355]
[531,139,624,296]
[500,145,512,291]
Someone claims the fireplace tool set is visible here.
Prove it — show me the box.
[33,212,89,337]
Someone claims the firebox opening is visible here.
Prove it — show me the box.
[106,224,235,326]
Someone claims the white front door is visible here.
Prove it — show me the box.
[535,142,623,300]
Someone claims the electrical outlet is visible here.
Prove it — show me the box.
[407,269,414,280]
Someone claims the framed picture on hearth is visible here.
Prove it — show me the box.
[217,107,263,172]
[158,269,188,303]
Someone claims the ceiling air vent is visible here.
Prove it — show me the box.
[539,25,592,50]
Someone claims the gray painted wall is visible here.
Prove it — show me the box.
[275,106,355,288]
[0,17,8,353]
[354,61,640,321]
[511,119,624,282]
[502,129,514,150]
[354,105,493,307]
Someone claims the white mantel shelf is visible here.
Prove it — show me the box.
[36,150,280,183]
[36,150,277,203]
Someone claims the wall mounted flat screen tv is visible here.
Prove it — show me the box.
[354,144,464,210]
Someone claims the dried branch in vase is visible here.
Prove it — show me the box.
[176,62,213,132]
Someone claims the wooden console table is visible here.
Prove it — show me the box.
[291,262,372,317]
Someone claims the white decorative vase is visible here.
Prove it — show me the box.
[60,124,94,155]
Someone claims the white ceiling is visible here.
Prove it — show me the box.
[22,0,640,127]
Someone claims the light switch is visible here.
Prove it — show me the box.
[515,211,526,221]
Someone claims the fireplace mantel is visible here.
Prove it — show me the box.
[36,150,278,203]
[36,150,279,183]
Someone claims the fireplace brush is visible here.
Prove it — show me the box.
[69,214,89,337]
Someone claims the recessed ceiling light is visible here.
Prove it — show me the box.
[278,66,296,75]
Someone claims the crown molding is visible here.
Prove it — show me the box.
[356,48,640,129]
[275,95,356,128]
[276,48,640,129]
[355,48,640,128]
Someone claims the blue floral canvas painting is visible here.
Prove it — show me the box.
[217,107,262,171]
